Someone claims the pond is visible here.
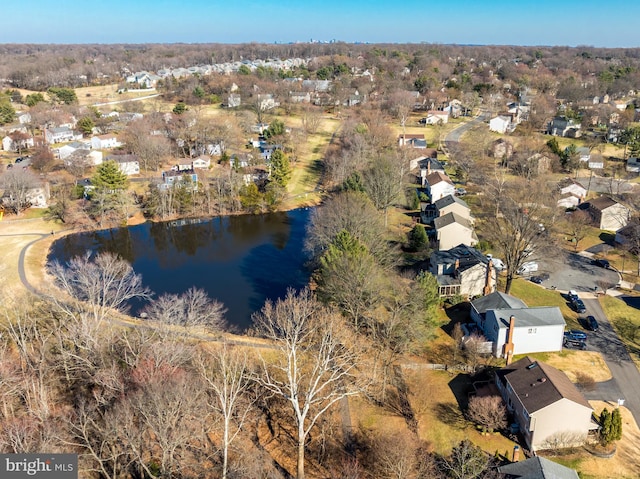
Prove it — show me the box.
[47,208,313,331]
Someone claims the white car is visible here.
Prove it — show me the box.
[517,261,538,275]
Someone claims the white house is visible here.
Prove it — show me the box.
[107,155,140,176]
[91,134,121,150]
[489,115,512,134]
[422,111,449,124]
[45,126,82,144]
[192,156,211,169]
[484,307,565,358]
[557,178,587,208]
[2,135,34,152]
[424,171,456,202]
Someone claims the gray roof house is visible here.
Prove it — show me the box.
[495,357,596,451]
[547,117,581,138]
[434,211,477,251]
[471,291,527,326]
[498,456,579,479]
[484,307,565,358]
[429,244,495,297]
[583,196,630,231]
[421,194,471,225]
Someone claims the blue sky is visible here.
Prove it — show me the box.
[3,0,639,47]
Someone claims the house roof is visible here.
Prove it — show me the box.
[487,306,566,329]
[106,154,138,164]
[557,177,586,191]
[586,196,619,211]
[430,244,488,272]
[434,194,470,211]
[425,171,454,186]
[434,211,473,230]
[497,357,591,414]
[472,291,527,314]
[498,456,579,479]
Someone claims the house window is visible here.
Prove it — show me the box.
[528,328,537,334]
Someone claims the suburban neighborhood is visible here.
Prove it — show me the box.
[0,38,640,479]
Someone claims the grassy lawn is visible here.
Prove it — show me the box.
[600,294,640,366]
[504,278,582,329]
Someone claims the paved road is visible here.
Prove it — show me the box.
[443,111,490,147]
[580,297,640,425]
[92,93,162,107]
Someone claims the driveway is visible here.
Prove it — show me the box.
[525,251,619,293]
[443,111,490,148]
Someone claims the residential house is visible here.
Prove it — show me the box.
[17,112,31,124]
[525,153,552,175]
[91,134,121,150]
[289,91,311,103]
[409,152,440,170]
[577,147,590,164]
[424,171,456,202]
[257,94,279,111]
[429,244,495,297]
[45,126,82,144]
[63,149,103,167]
[483,307,565,358]
[422,194,472,225]
[192,156,211,169]
[498,456,579,479]
[490,138,514,159]
[160,170,198,190]
[107,154,140,176]
[556,178,586,209]
[2,134,34,152]
[626,157,640,173]
[615,223,640,251]
[495,357,596,451]
[25,183,51,208]
[471,291,527,329]
[434,212,477,250]
[398,134,427,149]
[583,196,630,231]
[416,156,445,186]
[421,111,449,125]
[227,93,241,108]
[490,115,513,134]
[57,141,91,160]
[547,117,581,138]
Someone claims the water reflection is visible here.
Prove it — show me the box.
[48,209,312,330]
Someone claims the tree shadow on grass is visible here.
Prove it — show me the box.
[448,373,473,411]
[434,402,469,429]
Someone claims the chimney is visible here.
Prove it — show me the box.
[512,445,520,462]
[483,260,494,295]
[503,315,516,365]
[454,259,460,272]
[427,159,431,176]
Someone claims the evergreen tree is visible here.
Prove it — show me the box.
[77,116,95,136]
[409,224,429,251]
[92,160,129,191]
[173,102,188,115]
[0,101,15,125]
[269,149,292,187]
[263,119,286,140]
[47,87,77,104]
[342,171,365,193]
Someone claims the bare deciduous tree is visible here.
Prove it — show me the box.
[466,395,507,433]
[48,251,152,324]
[197,344,254,479]
[143,286,226,330]
[0,168,40,215]
[252,288,361,479]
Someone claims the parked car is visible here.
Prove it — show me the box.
[567,290,580,302]
[571,298,587,314]
[517,261,538,275]
[455,187,467,196]
[564,338,587,350]
[565,330,588,342]
[593,259,610,269]
[585,315,599,332]
[530,273,550,284]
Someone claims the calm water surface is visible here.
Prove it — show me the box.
[48,209,312,330]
